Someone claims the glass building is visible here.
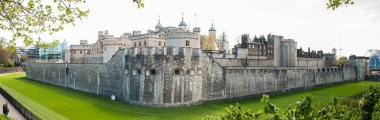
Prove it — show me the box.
[365,49,380,69]
[38,39,68,62]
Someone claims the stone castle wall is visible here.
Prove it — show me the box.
[26,50,125,99]
[26,48,363,107]
[221,66,356,98]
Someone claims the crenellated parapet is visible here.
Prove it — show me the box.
[125,47,202,57]
[165,32,199,39]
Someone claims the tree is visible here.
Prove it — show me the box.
[327,0,354,10]
[0,0,143,48]
[20,54,28,62]
[336,56,348,66]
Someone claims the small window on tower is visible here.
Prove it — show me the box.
[144,41,147,46]
[186,41,190,47]
[158,41,162,46]
[134,42,136,47]
[139,41,141,46]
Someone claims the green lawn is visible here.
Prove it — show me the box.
[0,72,378,120]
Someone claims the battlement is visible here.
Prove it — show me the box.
[70,45,91,50]
[165,32,199,39]
[125,47,202,56]
[101,39,119,45]
[129,32,161,40]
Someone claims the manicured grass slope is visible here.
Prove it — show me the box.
[0,72,378,120]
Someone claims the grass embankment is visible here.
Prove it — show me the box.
[0,72,378,120]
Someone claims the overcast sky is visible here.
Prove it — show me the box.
[2,0,380,56]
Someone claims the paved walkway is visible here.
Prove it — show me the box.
[0,93,26,120]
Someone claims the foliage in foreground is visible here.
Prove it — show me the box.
[205,84,380,120]
[0,0,143,49]
[0,114,13,120]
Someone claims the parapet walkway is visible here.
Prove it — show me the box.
[0,93,25,120]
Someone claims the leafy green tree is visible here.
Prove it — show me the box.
[360,85,380,120]
[20,54,28,62]
[327,0,354,10]
[0,39,15,66]
[0,114,13,120]
[205,85,380,120]
[260,94,280,120]
[336,56,348,66]
[0,0,143,48]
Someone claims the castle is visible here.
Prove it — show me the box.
[26,16,369,107]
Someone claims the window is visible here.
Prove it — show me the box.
[158,41,162,46]
[144,41,146,46]
[174,69,183,75]
[80,51,82,54]
[197,69,202,75]
[133,69,141,75]
[139,42,141,46]
[187,69,195,75]
[146,69,156,75]
[124,69,128,74]
[134,42,136,47]
[186,40,190,46]
[74,51,76,54]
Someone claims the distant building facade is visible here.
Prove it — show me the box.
[38,40,68,63]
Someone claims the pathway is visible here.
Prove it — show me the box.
[0,93,26,120]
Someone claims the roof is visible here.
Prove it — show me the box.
[209,23,216,31]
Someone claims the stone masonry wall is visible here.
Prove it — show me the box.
[26,48,362,107]
[26,50,125,99]
[220,66,356,99]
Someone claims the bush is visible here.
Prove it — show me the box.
[0,114,13,120]
[360,85,380,120]
[5,59,13,67]
[205,85,380,120]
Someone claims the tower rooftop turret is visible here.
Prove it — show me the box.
[178,13,187,27]
[209,20,216,31]
[155,16,163,28]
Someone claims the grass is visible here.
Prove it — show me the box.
[0,72,379,120]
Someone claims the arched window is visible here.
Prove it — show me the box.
[197,69,202,75]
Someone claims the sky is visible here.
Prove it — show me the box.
[1,0,380,57]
